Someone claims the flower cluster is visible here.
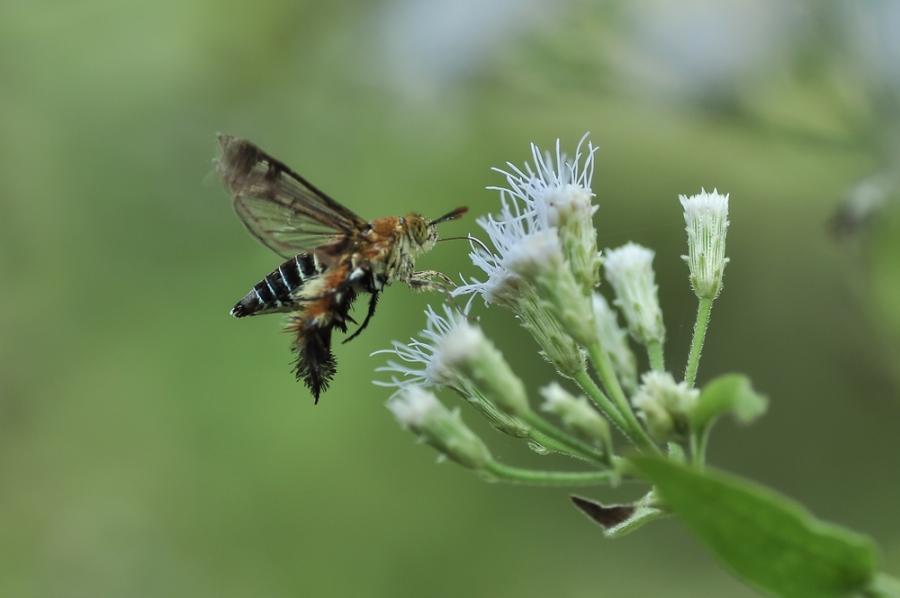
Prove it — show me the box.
[375,135,747,533]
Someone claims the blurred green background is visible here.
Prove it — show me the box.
[2,1,900,596]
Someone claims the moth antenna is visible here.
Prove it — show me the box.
[429,206,468,226]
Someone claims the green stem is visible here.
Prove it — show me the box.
[586,342,658,452]
[647,339,665,372]
[572,369,631,440]
[684,297,714,388]
[483,460,617,487]
[689,425,711,467]
[527,427,601,464]
[520,410,608,466]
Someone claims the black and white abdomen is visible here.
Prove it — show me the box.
[231,252,322,318]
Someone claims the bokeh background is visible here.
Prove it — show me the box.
[3,1,900,596]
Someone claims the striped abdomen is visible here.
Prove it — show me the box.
[231,252,322,318]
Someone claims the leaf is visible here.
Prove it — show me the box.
[631,456,877,598]
[867,573,900,598]
[691,374,768,429]
[570,493,664,539]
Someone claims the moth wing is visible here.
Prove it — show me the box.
[216,134,368,258]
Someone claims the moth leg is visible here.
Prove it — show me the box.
[342,291,379,344]
[407,270,473,317]
[406,270,455,294]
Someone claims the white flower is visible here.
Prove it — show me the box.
[453,194,549,307]
[504,229,566,280]
[373,305,478,389]
[680,189,730,299]
[387,386,492,469]
[631,371,699,440]
[374,304,529,417]
[453,213,585,373]
[603,243,665,346]
[387,384,442,428]
[591,294,638,392]
[457,134,601,303]
[540,383,611,449]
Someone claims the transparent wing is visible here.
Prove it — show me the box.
[216,134,368,258]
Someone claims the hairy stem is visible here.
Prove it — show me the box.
[572,369,631,440]
[586,342,658,451]
[684,297,713,388]
[520,410,608,466]
[527,427,604,464]
[647,339,665,372]
[483,460,617,486]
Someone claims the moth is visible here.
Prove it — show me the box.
[216,134,467,402]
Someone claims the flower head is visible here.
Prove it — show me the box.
[375,304,529,420]
[631,371,699,440]
[603,243,665,346]
[453,215,585,374]
[680,189,730,299]
[457,135,601,305]
[374,305,478,389]
[491,134,602,291]
[540,382,611,450]
[388,386,492,469]
[454,136,603,364]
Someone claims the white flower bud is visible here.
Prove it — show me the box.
[388,386,492,469]
[603,243,666,346]
[591,294,638,393]
[502,230,595,347]
[375,306,529,417]
[452,329,530,417]
[540,383,611,449]
[515,297,586,376]
[631,371,699,440]
[680,189,730,299]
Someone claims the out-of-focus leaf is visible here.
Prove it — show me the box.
[632,456,878,598]
[690,374,767,429]
[866,573,900,598]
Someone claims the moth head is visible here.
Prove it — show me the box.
[405,213,438,248]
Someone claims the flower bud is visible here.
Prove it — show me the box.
[540,383,611,450]
[603,243,666,347]
[505,230,596,347]
[631,371,699,440]
[680,189,730,299]
[388,386,492,469]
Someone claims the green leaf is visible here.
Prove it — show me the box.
[631,457,878,598]
[691,374,768,429]
[866,573,900,598]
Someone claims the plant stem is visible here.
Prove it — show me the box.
[689,425,711,467]
[586,342,658,451]
[684,297,713,388]
[647,339,665,371]
[573,369,631,439]
[520,410,608,466]
[483,460,617,486]
[527,427,602,464]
